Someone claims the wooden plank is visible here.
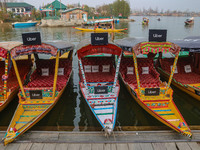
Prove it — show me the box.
[128,143,142,150]
[30,143,44,150]
[165,143,177,150]
[139,143,154,150]
[187,142,200,150]
[176,142,191,150]
[0,144,6,150]
[80,144,91,150]
[55,143,68,150]
[5,143,20,150]
[91,143,103,150]
[43,144,56,150]
[116,144,128,150]
[110,144,117,150]
[67,144,80,150]
[18,143,33,150]
[152,143,167,150]
[104,144,110,150]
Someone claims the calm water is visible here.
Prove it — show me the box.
[0,16,200,131]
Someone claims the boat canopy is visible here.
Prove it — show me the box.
[171,36,200,53]
[116,38,180,56]
[10,41,74,58]
[95,19,114,23]
[77,40,122,59]
[0,42,22,58]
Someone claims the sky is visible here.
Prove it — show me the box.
[24,0,200,12]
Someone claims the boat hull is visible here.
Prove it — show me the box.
[120,73,192,137]
[73,27,127,32]
[157,67,200,101]
[12,22,37,28]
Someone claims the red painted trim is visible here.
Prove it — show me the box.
[143,100,170,102]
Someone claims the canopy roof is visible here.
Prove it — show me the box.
[77,39,122,59]
[116,38,180,55]
[95,19,114,23]
[10,41,74,58]
[171,36,200,52]
[0,41,22,58]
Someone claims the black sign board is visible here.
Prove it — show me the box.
[29,90,43,99]
[91,33,108,45]
[195,90,200,96]
[94,86,108,94]
[145,88,160,96]
[22,32,41,45]
[149,29,167,42]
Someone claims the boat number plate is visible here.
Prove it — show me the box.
[145,88,160,96]
[195,90,200,96]
[29,90,43,99]
[94,86,108,94]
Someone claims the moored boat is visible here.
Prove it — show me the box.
[73,19,127,32]
[185,17,194,25]
[157,36,200,101]
[0,42,32,112]
[3,38,74,145]
[116,36,192,137]
[12,21,37,28]
[142,17,149,25]
[77,33,123,135]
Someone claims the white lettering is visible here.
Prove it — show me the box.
[27,37,37,41]
[95,37,104,41]
[153,34,162,38]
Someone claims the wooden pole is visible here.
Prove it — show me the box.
[166,52,179,93]
[53,52,60,98]
[132,51,141,96]
[12,58,26,99]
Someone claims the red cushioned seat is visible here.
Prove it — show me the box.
[80,57,115,83]
[120,57,161,89]
[27,59,71,91]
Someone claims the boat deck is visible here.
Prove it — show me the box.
[0,130,200,150]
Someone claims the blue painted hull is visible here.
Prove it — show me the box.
[12,22,37,28]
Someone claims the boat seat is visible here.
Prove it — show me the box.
[80,57,115,83]
[0,60,32,92]
[120,58,161,89]
[27,59,71,91]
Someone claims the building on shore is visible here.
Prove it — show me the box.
[4,2,34,17]
[41,0,67,17]
[61,8,88,22]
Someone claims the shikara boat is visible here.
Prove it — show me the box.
[142,17,149,25]
[77,34,123,135]
[185,17,194,26]
[0,42,32,112]
[157,36,200,101]
[12,21,37,28]
[3,41,74,145]
[73,19,127,32]
[116,38,192,137]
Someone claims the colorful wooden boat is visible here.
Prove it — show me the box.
[3,41,74,145]
[157,36,200,101]
[185,17,194,26]
[12,21,37,28]
[77,35,123,135]
[116,38,192,137]
[73,19,127,32]
[0,42,32,112]
[142,17,149,25]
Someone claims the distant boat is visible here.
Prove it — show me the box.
[185,17,194,25]
[157,18,161,21]
[12,20,37,28]
[142,17,149,25]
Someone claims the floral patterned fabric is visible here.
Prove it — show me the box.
[0,47,7,58]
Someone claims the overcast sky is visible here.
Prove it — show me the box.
[24,0,200,12]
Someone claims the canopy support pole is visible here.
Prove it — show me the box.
[166,52,179,93]
[132,51,141,96]
[12,58,26,99]
[113,53,122,92]
[79,59,89,95]
[53,52,60,99]
[3,53,9,100]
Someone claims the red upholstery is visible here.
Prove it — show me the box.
[0,60,32,92]
[160,57,200,84]
[79,57,115,83]
[120,57,161,89]
[27,59,72,91]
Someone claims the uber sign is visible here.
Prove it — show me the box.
[94,86,108,94]
[149,29,167,42]
[22,32,41,45]
[145,88,160,96]
[29,90,43,99]
[91,33,108,45]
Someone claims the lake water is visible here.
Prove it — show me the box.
[0,16,200,131]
